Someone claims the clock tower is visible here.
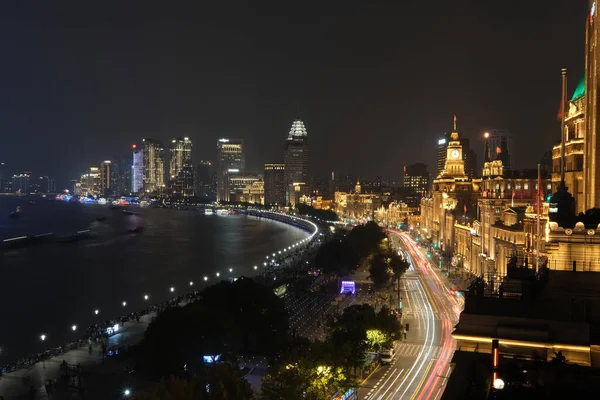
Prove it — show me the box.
[443,116,466,178]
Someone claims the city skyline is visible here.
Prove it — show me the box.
[0,1,588,187]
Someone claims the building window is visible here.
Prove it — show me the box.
[547,183,552,190]
[495,184,500,190]
[516,183,521,190]
[507,183,512,190]
[524,183,529,190]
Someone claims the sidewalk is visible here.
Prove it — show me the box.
[0,313,155,399]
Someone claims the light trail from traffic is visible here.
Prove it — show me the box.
[362,229,462,400]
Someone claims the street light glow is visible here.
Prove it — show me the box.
[123,388,131,396]
[40,334,46,341]
[216,272,220,277]
[144,294,149,300]
[71,325,77,331]
[204,276,208,281]
[170,287,175,292]
[189,281,194,286]
[122,301,127,307]
[229,268,233,272]
[254,266,258,270]
[94,309,99,315]
[493,378,505,390]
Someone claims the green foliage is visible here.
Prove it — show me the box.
[138,278,289,379]
[315,222,388,276]
[135,364,253,400]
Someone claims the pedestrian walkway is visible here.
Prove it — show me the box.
[0,313,155,399]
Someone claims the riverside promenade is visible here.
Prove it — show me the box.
[0,313,154,399]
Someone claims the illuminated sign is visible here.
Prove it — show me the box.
[228,168,239,173]
[549,203,558,213]
[438,138,446,145]
[340,280,356,294]
[218,138,229,143]
[203,354,221,364]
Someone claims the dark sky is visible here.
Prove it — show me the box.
[0,1,589,188]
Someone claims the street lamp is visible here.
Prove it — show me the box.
[123,388,132,397]
[204,276,208,281]
[94,309,99,315]
[170,287,175,293]
[493,378,505,390]
[229,268,233,272]
[40,334,46,341]
[144,294,149,300]
[71,325,77,331]
[216,272,220,277]
[189,281,194,286]
[122,301,127,307]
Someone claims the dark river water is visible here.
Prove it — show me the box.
[0,197,307,364]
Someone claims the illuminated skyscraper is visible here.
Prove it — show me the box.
[100,160,112,196]
[131,144,144,193]
[403,163,429,193]
[196,160,214,199]
[284,119,309,205]
[264,163,286,205]
[169,137,193,179]
[217,138,244,202]
[12,172,31,194]
[142,138,165,193]
[436,134,448,176]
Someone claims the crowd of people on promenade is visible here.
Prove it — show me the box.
[0,214,325,378]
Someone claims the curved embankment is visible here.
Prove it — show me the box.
[243,209,320,238]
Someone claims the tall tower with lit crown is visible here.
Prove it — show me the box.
[441,116,466,178]
[284,119,309,205]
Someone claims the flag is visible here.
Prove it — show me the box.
[512,188,516,199]
[496,146,502,154]
[464,204,467,214]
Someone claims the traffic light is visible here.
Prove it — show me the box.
[427,253,431,258]
[433,243,438,248]
[416,237,420,241]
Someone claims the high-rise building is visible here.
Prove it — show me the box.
[12,172,31,194]
[38,176,55,193]
[264,163,286,206]
[100,160,112,196]
[142,138,165,193]
[585,1,600,210]
[131,144,144,193]
[111,154,132,196]
[173,165,195,197]
[403,163,429,193]
[169,137,193,179]
[460,138,478,179]
[284,119,309,205]
[80,167,101,196]
[196,160,213,199]
[217,138,244,202]
[0,162,5,192]
[483,129,513,170]
[436,134,449,177]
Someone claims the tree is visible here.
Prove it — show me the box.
[138,278,289,379]
[368,253,393,289]
[365,329,388,352]
[135,364,253,400]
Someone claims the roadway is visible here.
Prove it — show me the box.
[358,230,463,400]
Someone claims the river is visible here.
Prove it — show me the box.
[0,196,308,364]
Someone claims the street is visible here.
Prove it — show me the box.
[358,230,463,400]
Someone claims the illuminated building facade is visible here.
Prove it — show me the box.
[585,0,600,210]
[334,180,381,222]
[217,138,244,202]
[264,163,285,206]
[12,172,31,194]
[169,137,192,180]
[172,165,195,197]
[228,176,259,202]
[436,134,448,176]
[142,138,165,193]
[100,160,112,196]
[131,145,143,193]
[422,118,480,254]
[80,167,100,197]
[284,119,309,205]
[374,201,410,228]
[403,163,429,193]
[239,180,264,205]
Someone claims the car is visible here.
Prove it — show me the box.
[379,348,394,364]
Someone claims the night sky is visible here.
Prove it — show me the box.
[0,1,589,188]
